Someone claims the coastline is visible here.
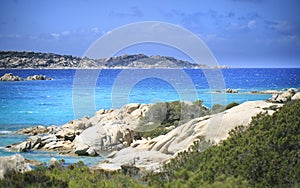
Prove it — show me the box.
[0,69,299,176]
[2,88,299,171]
[1,91,299,185]
[2,99,299,186]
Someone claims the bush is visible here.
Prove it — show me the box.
[0,161,145,188]
[225,101,239,110]
[135,100,210,138]
[211,102,239,114]
[211,104,225,114]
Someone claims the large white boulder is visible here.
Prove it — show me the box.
[292,92,300,100]
[0,154,31,179]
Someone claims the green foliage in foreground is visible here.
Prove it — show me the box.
[149,100,300,187]
[0,161,145,188]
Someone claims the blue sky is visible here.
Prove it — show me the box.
[0,0,299,67]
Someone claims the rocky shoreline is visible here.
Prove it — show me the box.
[1,90,299,177]
[6,103,149,156]
[214,88,300,95]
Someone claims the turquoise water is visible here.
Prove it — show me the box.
[0,68,299,164]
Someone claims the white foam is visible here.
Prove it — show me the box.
[0,130,12,134]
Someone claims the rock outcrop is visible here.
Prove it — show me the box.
[0,154,31,179]
[26,75,52,80]
[73,103,147,155]
[0,73,23,81]
[250,90,280,94]
[94,101,283,172]
[0,73,52,82]
[6,103,150,156]
[268,89,297,103]
[226,88,238,93]
[292,92,300,100]
[48,157,58,166]
[15,125,57,135]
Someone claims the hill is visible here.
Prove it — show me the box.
[0,51,212,69]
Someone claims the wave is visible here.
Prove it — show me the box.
[0,130,12,134]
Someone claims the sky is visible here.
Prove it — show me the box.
[0,0,300,67]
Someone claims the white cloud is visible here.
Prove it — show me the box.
[226,20,256,31]
[204,33,226,42]
[50,33,60,39]
[226,22,247,31]
[47,27,102,40]
[0,34,21,39]
[61,30,71,36]
[277,35,299,44]
[109,6,144,18]
[205,34,218,41]
[258,34,300,46]
[266,20,293,34]
[247,20,256,29]
[91,27,100,34]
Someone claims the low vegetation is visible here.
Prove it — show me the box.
[0,161,145,188]
[1,100,299,187]
[211,101,239,114]
[134,100,210,138]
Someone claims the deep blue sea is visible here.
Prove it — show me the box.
[0,68,299,165]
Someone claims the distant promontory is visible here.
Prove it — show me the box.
[0,51,226,69]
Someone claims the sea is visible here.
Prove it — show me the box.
[0,68,299,165]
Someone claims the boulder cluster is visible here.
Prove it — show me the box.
[6,103,149,156]
[226,88,238,93]
[26,75,52,80]
[0,73,52,81]
[0,73,23,81]
[268,88,300,103]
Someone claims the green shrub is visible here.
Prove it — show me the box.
[225,101,239,110]
[135,100,210,138]
[211,102,239,114]
[211,104,225,114]
[0,161,145,188]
